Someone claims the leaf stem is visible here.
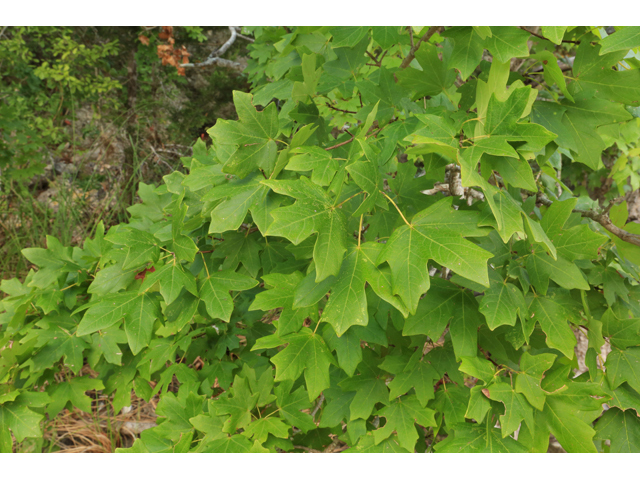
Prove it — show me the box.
[379,190,411,227]
[334,190,365,209]
[200,251,211,278]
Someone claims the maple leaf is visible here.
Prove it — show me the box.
[373,395,436,451]
[434,423,527,453]
[263,177,348,282]
[378,197,492,314]
[46,377,105,417]
[268,328,336,401]
[198,270,258,322]
[208,91,279,178]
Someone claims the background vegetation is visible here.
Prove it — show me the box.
[0,26,249,280]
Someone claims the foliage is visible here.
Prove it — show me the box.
[3,25,640,453]
[0,27,122,184]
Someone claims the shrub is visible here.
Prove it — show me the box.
[2,26,640,453]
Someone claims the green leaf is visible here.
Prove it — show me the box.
[216,376,258,433]
[46,376,104,417]
[140,262,198,306]
[209,91,279,178]
[459,355,496,383]
[269,328,336,401]
[515,351,556,410]
[599,27,640,55]
[528,293,578,359]
[487,381,535,438]
[479,277,527,331]
[526,248,589,295]
[433,384,470,426]
[602,308,640,349]
[541,26,567,45]
[605,346,640,393]
[386,357,439,407]
[465,386,492,423]
[264,177,348,281]
[275,382,316,433]
[0,400,44,451]
[443,27,484,80]
[483,26,531,63]
[123,293,162,355]
[250,272,312,336]
[402,278,483,359]
[105,226,160,270]
[532,51,574,102]
[205,173,269,234]
[373,395,436,451]
[484,87,556,152]
[396,43,456,97]
[542,393,597,453]
[379,197,492,314]
[435,423,527,452]
[331,27,369,48]
[351,432,410,453]
[595,407,640,452]
[242,417,290,444]
[371,26,403,49]
[285,146,339,186]
[199,270,258,322]
[340,373,389,421]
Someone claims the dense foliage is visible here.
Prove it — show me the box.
[2,25,640,453]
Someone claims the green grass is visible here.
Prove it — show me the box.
[0,135,176,282]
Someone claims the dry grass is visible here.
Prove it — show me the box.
[42,391,159,453]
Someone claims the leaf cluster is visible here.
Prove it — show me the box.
[3,26,640,453]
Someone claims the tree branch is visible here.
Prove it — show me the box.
[325,102,356,114]
[180,26,242,70]
[400,26,442,69]
[537,193,640,247]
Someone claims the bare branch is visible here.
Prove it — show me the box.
[421,164,484,205]
[400,26,442,69]
[180,26,242,70]
[311,392,324,419]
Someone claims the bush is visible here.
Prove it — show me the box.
[2,26,640,453]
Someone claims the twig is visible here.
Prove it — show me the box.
[311,393,324,419]
[537,192,640,247]
[519,26,580,44]
[293,445,322,453]
[149,145,174,171]
[324,127,381,151]
[0,26,8,39]
[180,26,242,70]
[400,26,442,69]
[233,28,254,43]
[325,102,356,115]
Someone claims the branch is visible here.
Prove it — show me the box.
[180,26,242,70]
[231,27,254,43]
[537,193,640,247]
[420,164,484,205]
[311,392,324,419]
[325,102,356,114]
[400,26,442,69]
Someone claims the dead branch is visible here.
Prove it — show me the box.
[180,27,243,70]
